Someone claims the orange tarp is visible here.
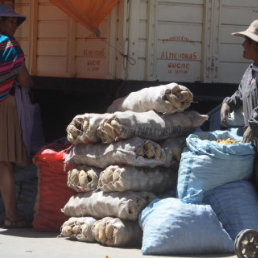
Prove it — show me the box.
[50,0,119,36]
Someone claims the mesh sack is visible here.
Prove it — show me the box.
[97,110,208,143]
[67,165,101,192]
[92,217,142,247]
[106,82,193,114]
[62,190,156,221]
[98,165,178,194]
[32,140,76,231]
[60,216,96,242]
[65,137,178,168]
[66,113,109,144]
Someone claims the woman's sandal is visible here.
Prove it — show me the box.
[3,217,29,229]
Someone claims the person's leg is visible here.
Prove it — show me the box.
[0,161,22,225]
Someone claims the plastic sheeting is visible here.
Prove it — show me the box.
[50,0,119,36]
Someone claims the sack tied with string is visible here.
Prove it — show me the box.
[67,165,101,192]
[62,190,156,221]
[92,217,142,247]
[98,165,178,194]
[67,113,109,145]
[65,137,183,168]
[97,110,208,144]
[60,216,96,242]
[177,129,255,204]
[106,82,193,114]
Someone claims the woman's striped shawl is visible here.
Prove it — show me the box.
[0,35,24,103]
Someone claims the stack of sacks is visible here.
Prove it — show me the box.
[141,127,258,255]
[138,123,257,256]
[62,82,208,247]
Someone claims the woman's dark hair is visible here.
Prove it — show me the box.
[245,36,258,47]
[0,17,18,25]
[0,17,8,21]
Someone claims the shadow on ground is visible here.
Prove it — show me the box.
[0,228,58,238]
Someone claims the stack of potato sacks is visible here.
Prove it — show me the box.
[60,82,208,247]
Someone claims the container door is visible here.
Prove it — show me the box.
[126,0,208,82]
[211,0,258,83]
[15,0,124,79]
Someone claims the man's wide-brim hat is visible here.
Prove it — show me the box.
[0,5,26,26]
[232,20,258,43]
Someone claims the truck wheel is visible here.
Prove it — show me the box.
[234,229,258,258]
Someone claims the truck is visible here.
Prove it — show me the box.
[11,0,258,140]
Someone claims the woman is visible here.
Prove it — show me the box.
[0,5,33,228]
[221,20,258,187]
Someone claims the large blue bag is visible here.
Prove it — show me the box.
[139,197,234,255]
[177,129,255,203]
[204,180,258,240]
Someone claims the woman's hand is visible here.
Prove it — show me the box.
[16,62,33,88]
[220,103,231,126]
[243,126,254,143]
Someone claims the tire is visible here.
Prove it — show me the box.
[234,229,258,258]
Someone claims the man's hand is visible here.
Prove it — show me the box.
[220,103,231,127]
[243,126,254,143]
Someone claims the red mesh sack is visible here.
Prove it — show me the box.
[32,140,76,232]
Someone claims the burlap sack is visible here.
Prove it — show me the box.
[60,217,96,242]
[67,165,101,192]
[97,110,208,143]
[62,191,156,221]
[92,217,142,247]
[65,137,178,168]
[106,82,193,114]
[66,113,109,144]
[98,165,178,194]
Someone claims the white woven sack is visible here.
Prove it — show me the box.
[92,217,142,247]
[66,113,109,144]
[161,137,186,163]
[106,82,193,114]
[67,165,101,192]
[66,137,178,168]
[97,110,208,144]
[62,191,156,221]
[60,217,96,242]
[98,165,178,194]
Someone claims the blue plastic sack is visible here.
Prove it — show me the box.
[139,197,234,255]
[204,180,258,240]
[177,129,255,203]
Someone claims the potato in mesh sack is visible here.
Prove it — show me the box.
[97,110,208,144]
[65,137,181,168]
[66,113,109,144]
[60,217,96,242]
[98,165,178,194]
[62,191,156,221]
[92,217,142,247]
[106,82,193,114]
[160,137,186,163]
[67,165,101,192]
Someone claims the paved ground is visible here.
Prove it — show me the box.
[0,228,237,258]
